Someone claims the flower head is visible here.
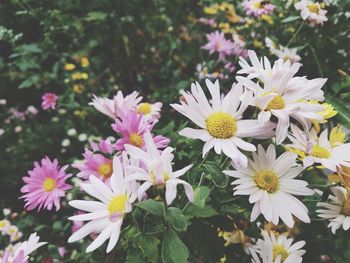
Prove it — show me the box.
[265,37,301,64]
[317,186,350,233]
[250,231,306,263]
[171,79,275,168]
[202,31,236,61]
[237,50,326,144]
[112,111,169,151]
[243,0,275,17]
[287,125,350,171]
[68,155,138,253]
[20,157,72,211]
[125,131,193,205]
[295,0,328,26]
[136,102,162,122]
[41,93,58,110]
[224,144,314,227]
[72,139,115,181]
[89,90,142,119]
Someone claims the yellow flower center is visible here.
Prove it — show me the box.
[266,95,285,110]
[307,3,320,13]
[42,178,56,192]
[108,194,127,215]
[342,198,350,216]
[0,220,8,228]
[129,133,143,147]
[253,2,262,9]
[137,103,152,115]
[206,112,237,139]
[98,162,113,178]
[311,145,331,159]
[330,126,345,147]
[273,244,290,262]
[254,170,279,193]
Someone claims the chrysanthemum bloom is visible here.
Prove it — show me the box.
[68,156,138,253]
[287,125,350,172]
[136,102,162,122]
[250,231,306,263]
[316,186,350,233]
[125,131,193,205]
[89,90,142,119]
[243,0,275,17]
[265,37,301,64]
[41,93,58,110]
[0,233,46,263]
[224,144,314,227]
[112,110,169,151]
[237,50,327,144]
[20,157,72,211]
[295,0,328,26]
[72,139,114,181]
[0,219,10,235]
[202,31,236,61]
[171,79,275,168]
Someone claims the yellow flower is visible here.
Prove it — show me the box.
[218,228,246,247]
[71,72,89,80]
[330,125,346,147]
[253,39,263,49]
[219,255,227,263]
[81,57,90,67]
[261,15,273,24]
[73,84,84,94]
[74,110,87,119]
[219,2,234,11]
[204,4,219,15]
[320,103,337,120]
[286,27,295,33]
[328,166,350,190]
[218,23,234,33]
[64,63,76,71]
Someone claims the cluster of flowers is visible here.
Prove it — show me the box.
[172,50,350,262]
[7,50,350,262]
[0,219,46,263]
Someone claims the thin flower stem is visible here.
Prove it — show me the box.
[286,21,305,47]
[308,43,324,77]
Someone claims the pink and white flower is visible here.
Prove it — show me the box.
[112,110,169,151]
[202,31,236,61]
[136,102,162,122]
[125,131,193,205]
[243,0,275,17]
[171,79,275,168]
[20,157,72,211]
[41,93,58,110]
[295,0,328,26]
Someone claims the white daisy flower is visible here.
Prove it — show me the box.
[317,186,350,233]
[224,144,314,227]
[295,0,328,26]
[68,155,138,253]
[89,90,142,119]
[136,102,162,122]
[265,37,301,64]
[237,50,327,144]
[287,124,350,172]
[171,79,275,168]
[250,230,306,263]
[125,131,193,205]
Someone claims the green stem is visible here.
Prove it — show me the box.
[308,43,324,77]
[286,22,305,47]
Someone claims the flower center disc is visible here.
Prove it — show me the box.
[137,103,152,115]
[98,162,113,178]
[43,178,56,192]
[254,170,279,193]
[273,244,290,262]
[108,194,127,215]
[129,133,143,147]
[206,112,237,139]
[311,145,331,159]
[307,3,320,14]
[266,95,285,110]
[342,199,350,216]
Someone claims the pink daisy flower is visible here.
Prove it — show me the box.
[72,139,115,181]
[112,110,170,151]
[243,0,275,17]
[20,157,72,211]
[202,31,236,61]
[41,93,58,110]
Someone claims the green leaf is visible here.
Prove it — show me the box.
[135,200,165,217]
[281,16,300,23]
[326,95,350,128]
[126,247,144,263]
[166,207,188,231]
[193,186,211,208]
[85,12,108,21]
[162,229,189,263]
[203,162,228,188]
[139,236,160,263]
[183,204,218,219]
[18,75,40,89]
